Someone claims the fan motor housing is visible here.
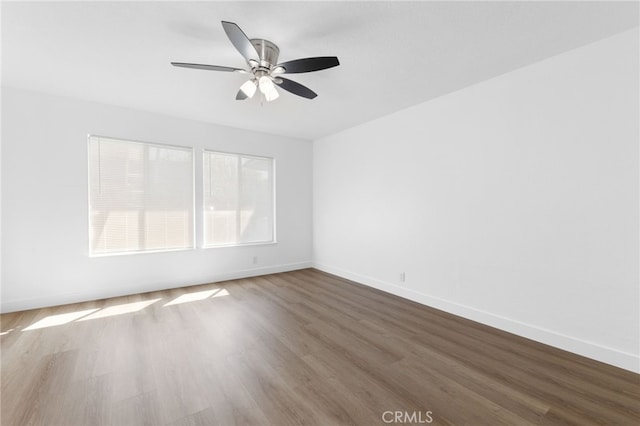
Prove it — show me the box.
[250,39,279,68]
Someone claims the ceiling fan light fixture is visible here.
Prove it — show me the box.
[258,76,279,102]
[264,89,279,102]
[239,79,257,98]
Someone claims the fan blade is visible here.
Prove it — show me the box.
[171,62,244,72]
[276,56,339,74]
[276,77,317,99]
[221,21,259,62]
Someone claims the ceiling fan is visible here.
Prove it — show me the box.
[171,21,340,102]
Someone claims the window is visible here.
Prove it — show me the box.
[203,151,274,247]
[88,136,194,255]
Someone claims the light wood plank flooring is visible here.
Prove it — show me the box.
[1,269,639,425]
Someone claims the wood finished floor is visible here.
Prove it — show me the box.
[1,269,639,425]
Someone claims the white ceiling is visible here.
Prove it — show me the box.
[2,1,638,141]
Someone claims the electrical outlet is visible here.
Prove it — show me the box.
[400,272,405,282]
[253,256,258,265]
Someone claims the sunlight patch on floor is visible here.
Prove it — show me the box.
[164,288,229,306]
[164,289,220,306]
[18,287,231,331]
[78,299,160,321]
[211,289,230,298]
[23,309,100,331]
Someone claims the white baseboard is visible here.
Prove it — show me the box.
[0,261,312,314]
[312,262,640,374]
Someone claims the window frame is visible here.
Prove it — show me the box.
[201,149,277,249]
[87,134,196,257]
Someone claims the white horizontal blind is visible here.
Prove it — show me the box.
[203,151,274,247]
[88,136,194,255]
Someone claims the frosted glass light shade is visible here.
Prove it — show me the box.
[239,79,257,98]
[258,76,279,102]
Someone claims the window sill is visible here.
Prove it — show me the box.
[89,247,196,258]
[201,241,277,249]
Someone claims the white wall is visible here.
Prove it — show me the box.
[313,28,639,372]
[1,87,312,312]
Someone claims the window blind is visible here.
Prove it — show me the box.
[203,151,274,247]
[88,136,194,255]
